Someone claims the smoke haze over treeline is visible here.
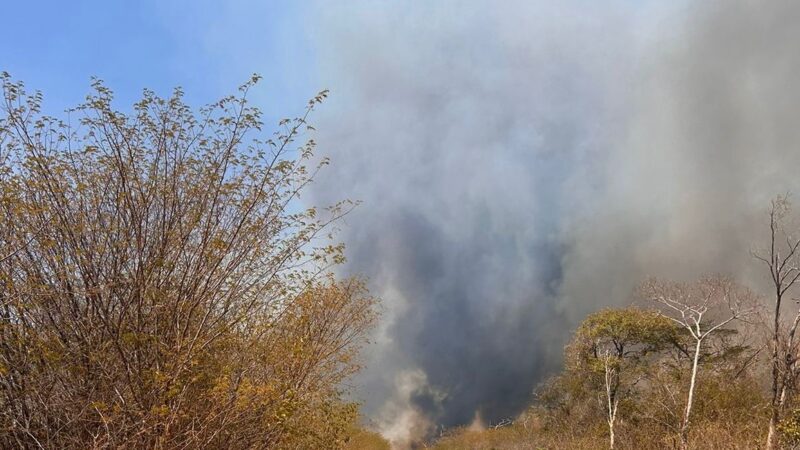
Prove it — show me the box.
[305,0,800,443]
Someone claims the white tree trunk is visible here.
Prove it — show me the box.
[604,351,618,450]
[607,401,617,450]
[680,337,702,449]
[609,417,615,450]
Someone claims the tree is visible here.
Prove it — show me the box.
[0,73,377,449]
[600,347,621,450]
[640,276,758,449]
[566,307,678,449]
[753,196,800,449]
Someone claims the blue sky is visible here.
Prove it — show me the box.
[0,1,670,120]
[0,0,318,123]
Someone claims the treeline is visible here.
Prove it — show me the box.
[434,199,800,450]
[532,281,763,449]
[0,75,378,449]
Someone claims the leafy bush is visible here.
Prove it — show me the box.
[0,74,376,449]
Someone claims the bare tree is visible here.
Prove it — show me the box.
[640,276,758,450]
[753,196,800,449]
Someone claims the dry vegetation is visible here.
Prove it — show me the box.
[428,278,795,449]
[0,74,379,449]
[421,198,800,450]
[427,301,769,449]
[429,419,766,450]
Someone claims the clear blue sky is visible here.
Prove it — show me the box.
[0,0,318,122]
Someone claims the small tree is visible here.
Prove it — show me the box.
[567,308,678,449]
[753,196,800,449]
[640,276,758,449]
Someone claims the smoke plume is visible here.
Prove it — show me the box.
[307,0,800,445]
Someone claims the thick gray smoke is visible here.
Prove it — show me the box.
[307,0,800,445]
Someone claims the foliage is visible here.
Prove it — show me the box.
[529,305,767,449]
[0,74,377,449]
[779,409,800,447]
[343,426,391,450]
[570,307,680,359]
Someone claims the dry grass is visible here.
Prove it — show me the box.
[345,428,392,450]
[428,419,767,450]
[337,421,766,450]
